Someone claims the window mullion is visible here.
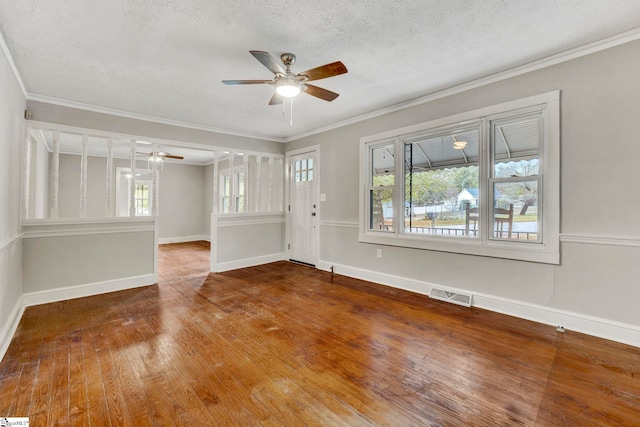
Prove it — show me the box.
[479,118,490,243]
[393,138,403,236]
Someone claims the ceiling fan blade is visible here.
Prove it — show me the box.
[222,80,271,85]
[299,61,347,81]
[269,92,284,105]
[250,51,285,75]
[303,84,340,102]
[164,155,184,160]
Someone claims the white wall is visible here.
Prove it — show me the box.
[0,39,26,358]
[287,40,640,335]
[158,161,205,240]
[211,213,285,272]
[22,221,155,293]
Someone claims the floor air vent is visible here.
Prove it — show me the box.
[429,288,472,307]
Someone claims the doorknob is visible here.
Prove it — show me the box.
[311,212,316,216]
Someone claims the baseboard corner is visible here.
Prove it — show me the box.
[0,295,25,363]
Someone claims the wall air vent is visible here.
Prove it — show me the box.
[429,287,472,307]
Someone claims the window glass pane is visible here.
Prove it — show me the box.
[493,181,538,241]
[403,128,480,237]
[301,159,307,171]
[372,172,393,187]
[370,189,393,231]
[223,175,230,197]
[295,160,300,171]
[295,172,300,182]
[237,172,244,196]
[494,159,539,178]
[301,171,307,181]
[493,115,540,177]
[134,183,150,216]
[307,170,313,181]
[308,158,313,169]
[371,144,394,186]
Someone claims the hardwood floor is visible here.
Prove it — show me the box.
[1,241,639,426]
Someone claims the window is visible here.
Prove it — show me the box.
[133,183,150,216]
[360,92,560,264]
[235,169,245,212]
[220,168,245,213]
[294,157,314,182]
[368,143,395,231]
[116,168,153,217]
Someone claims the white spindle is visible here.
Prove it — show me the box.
[212,151,219,214]
[268,157,274,212]
[129,140,137,216]
[151,144,158,216]
[229,153,236,213]
[243,154,249,213]
[22,133,32,219]
[279,157,284,211]
[79,134,88,217]
[50,131,60,218]
[255,155,262,212]
[105,138,114,216]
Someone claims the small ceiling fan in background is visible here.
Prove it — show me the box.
[222,51,348,105]
[136,151,184,160]
[136,150,184,170]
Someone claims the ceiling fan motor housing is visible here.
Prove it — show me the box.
[280,53,296,67]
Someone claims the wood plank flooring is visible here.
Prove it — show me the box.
[1,241,639,426]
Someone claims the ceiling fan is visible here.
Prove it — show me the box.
[222,51,348,105]
[136,151,184,160]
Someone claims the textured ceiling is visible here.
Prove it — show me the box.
[2,1,640,141]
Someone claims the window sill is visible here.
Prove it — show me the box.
[359,231,559,264]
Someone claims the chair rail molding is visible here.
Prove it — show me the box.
[560,233,640,247]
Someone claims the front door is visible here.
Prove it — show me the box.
[289,151,318,265]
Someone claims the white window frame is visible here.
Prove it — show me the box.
[131,181,151,216]
[220,166,245,213]
[359,91,560,264]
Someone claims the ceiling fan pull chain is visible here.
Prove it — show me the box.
[290,98,293,126]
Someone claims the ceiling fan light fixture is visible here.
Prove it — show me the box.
[148,152,165,162]
[276,79,301,98]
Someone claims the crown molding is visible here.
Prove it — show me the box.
[26,93,287,143]
[282,27,640,142]
[15,26,640,144]
[0,29,27,98]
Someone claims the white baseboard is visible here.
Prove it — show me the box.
[317,260,640,348]
[0,295,25,363]
[22,274,157,307]
[159,235,209,244]
[214,253,284,273]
